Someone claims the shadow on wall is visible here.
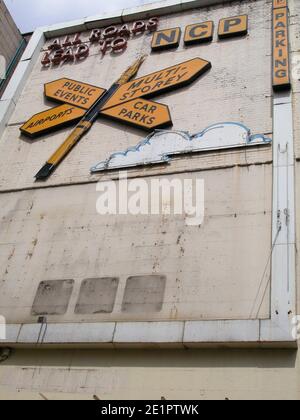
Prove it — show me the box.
[2,348,298,370]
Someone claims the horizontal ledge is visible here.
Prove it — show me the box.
[40,0,234,38]
[0,320,297,349]
[0,157,273,195]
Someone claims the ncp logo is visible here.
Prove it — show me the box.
[0,55,6,80]
[0,316,6,340]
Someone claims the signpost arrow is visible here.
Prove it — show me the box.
[20,104,86,137]
[101,98,172,130]
[102,58,211,109]
[45,78,106,110]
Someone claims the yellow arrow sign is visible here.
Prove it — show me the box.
[45,78,106,110]
[101,98,172,130]
[103,58,211,109]
[21,57,212,179]
[23,58,211,137]
[20,104,86,137]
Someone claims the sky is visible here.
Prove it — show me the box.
[4,0,154,33]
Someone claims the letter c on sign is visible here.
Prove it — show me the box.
[184,22,214,45]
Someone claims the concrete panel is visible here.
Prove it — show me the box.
[0,324,21,344]
[114,321,184,345]
[122,1,183,22]
[43,323,115,344]
[184,320,260,344]
[181,0,228,10]
[17,324,41,344]
[20,30,45,63]
[122,275,166,313]
[75,278,119,315]
[32,280,74,316]
[45,20,87,38]
[85,12,123,30]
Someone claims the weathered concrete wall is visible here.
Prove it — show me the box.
[0,0,273,324]
[0,348,299,400]
[0,165,272,324]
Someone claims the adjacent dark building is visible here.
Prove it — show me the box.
[0,0,28,97]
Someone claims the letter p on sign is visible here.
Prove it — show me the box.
[0,55,6,80]
[0,316,6,340]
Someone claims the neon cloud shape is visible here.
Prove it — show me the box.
[91,122,272,173]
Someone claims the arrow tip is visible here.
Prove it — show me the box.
[35,163,55,181]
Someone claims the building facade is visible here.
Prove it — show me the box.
[0,0,299,400]
[0,1,27,97]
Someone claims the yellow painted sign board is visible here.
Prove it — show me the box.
[218,15,248,39]
[22,56,212,179]
[273,0,287,8]
[103,58,212,109]
[184,22,214,45]
[101,98,172,130]
[22,57,211,138]
[45,78,106,110]
[273,7,291,90]
[20,104,85,137]
[151,27,182,51]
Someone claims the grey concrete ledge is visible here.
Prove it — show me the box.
[41,0,234,38]
[0,320,297,349]
[114,322,185,348]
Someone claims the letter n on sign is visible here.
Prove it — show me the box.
[152,28,181,51]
